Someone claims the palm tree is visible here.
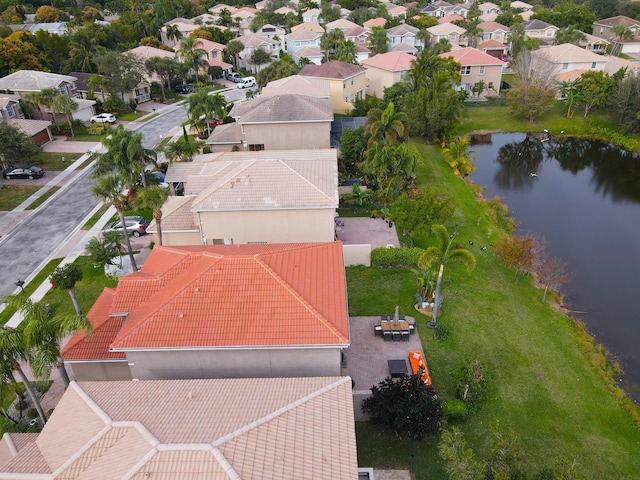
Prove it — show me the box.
[24,88,59,123]
[187,88,227,136]
[250,48,272,73]
[555,25,587,46]
[165,24,183,46]
[6,296,92,388]
[611,25,634,56]
[178,36,206,84]
[417,225,476,328]
[146,57,185,102]
[68,29,104,73]
[320,28,345,61]
[416,28,431,51]
[134,186,170,246]
[335,40,358,64]
[52,94,79,137]
[165,129,200,162]
[225,39,245,71]
[0,326,48,425]
[365,102,409,147]
[464,18,482,48]
[50,264,83,316]
[443,136,477,176]
[369,26,388,55]
[91,174,139,272]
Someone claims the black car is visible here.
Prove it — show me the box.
[174,84,194,94]
[3,166,45,180]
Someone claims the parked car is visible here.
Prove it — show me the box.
[237,76,256,89]
[102,216,149,237]
[90,113,117,124]
[174,84,194,94]
[208,118,224,126]
[138,171,169,189]
[225,72,242,83]
[2,166,45,180]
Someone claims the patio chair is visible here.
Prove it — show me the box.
[392,331,401,341]
[401,331,410,341]
[383,331,392,341]
[374,325,383,336]
[409,324,416,334]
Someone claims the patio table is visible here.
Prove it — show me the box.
[388,359,408,378]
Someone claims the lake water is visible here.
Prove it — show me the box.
[468,133,640,402]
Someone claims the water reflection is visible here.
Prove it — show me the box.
[493,136,544,190]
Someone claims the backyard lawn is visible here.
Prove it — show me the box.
[352,107,640,478]
[0,186,39,211]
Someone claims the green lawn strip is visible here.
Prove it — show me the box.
[117,111,147,122]
[0,258,63,325]
[71,131,111,143]
[351,134,640,478]
[26,187,60,210]
[81,204,110,230]
[0,186,39,211]
[33,153,83,171]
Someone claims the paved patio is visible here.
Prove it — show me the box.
[342,315,427,420]
[337,217,400,249]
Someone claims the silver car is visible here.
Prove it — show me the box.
[102,216,149,237]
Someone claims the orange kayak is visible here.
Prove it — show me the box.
[409,350,432,386]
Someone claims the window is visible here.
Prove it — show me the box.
[562,63,569,70]
[351,79,354,85]
[6,105,15,118]
[58,84,67,95]
[483,33,490,41]
[343,81,346,89]
[546,29,553,37]
[495,32,502,41]
[449,33,457,42]
[591,62,596,69]
[460,66,471,75]
[479,66,485,75]
[248,144,264,151]
[600,27,604,35]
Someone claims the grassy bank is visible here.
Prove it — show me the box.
[352,114,640,478]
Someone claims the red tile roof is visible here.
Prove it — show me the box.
[300,60,366,79]
[62,289,126,360]
[439,46,505,66]
[66,244,349,359]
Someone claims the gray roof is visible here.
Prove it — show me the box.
[231,94,333,123]
[0,70,77,92]
[205,122,242,144]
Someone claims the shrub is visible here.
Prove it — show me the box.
[434,322,450,341]
[202,145,211,154]
[441,398,471,423]
[15,399,28,411]
[87,122,109,135]
[455,359,487,410]
[26,407,38,419]
[371,247,424,267]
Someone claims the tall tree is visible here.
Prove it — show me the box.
[578,70,615,118]
[335,40,358,64]
[320,28,345,61]
[560,79,580,118]
[91,175,139,272]
[164,24,183,45]
[52,94,79,137]
[24,87,59,123]
[6,296,92,388]
[365,102,408,147]
[443,135,477,176]
[187,88,227,136]
[0,123,42,170]
[50,264,84,316]
[178,36,207,83]
[250,47,272,73]
[535,254,569,303]
[256,55,301,86]
[555,25,587,46]
[495,233,537,285]
[95,51,146,101]
[225,39,245,71]
[146,56,186,102]
[369,26,388,55]
[418,225,476,328]
[134,186,170,246]
[611,25,634,56]
[68,29,105,73]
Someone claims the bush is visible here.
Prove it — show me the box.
[15,399,28,411]
[87,122,110,135]
[434,322,450,341]
[441,398,471,423]
[455,359,487,411]
[202,145,211,154]
[371,247,424,267]
[26,407,38,419]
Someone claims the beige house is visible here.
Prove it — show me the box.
[531,43,608,77]
[386,24,424,52]
[160,18,199,47]
[592,16,640,55]
[440,47,504,96]
[523,19,559,43]
[207,94,333,151]
[125,45,176,89]
[325,18,359,32]
[197,38,233,75]
[427,22,467,47]
[262,75,331,99]
[157,149,338,245]
[361,51,416,98]
[299,61,367,114]
[0,377,358,479]
[236,33,280,72]
[479,21,510,44]
[62,242,349,381]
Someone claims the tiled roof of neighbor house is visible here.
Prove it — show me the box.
[511,0,533,9]
[286,28,323,41]
[237,33,278,47]
[293,46,324,58]
[62,288,126,361]
[593,15,640,28]
[344,26,368,37]
[262,75,330,98]
[291,21,324,33]
[0,93,20,108]
[363,17,387,29]
[6,119,51,137]
[523,19,556,31]
[390,43,418,54]
[106,242,347,349]
[126,45,176,60]
[479,21,510,32]
[0,70,76,92]
[303,7,321,17]
[427,22,466,35]
[147,195,199,234]
[206,121,242,144]
[325,18,359,31]
[532,43,607,64]
[604,55,640,75]
[386,24,419,36]
[555,69,587,82]
[361,51,416,71]
[198,38,226,51]
[299,60,366,79]
[356,44,371,54]
[208,3,236,14]
[0,378,357,479]
[479,39,509,49]
[275,5,296,14]
[230,94,333,123]
[440,46,505,65]
[439,14,464,23]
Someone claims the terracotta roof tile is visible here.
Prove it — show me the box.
[206,122,242,144]
[0,440,50,474]
[299,60,366,79]
[148,196,199,233]
[439,14,464,23]
[262,76,330,98]
[440,46,505,65]
[362,51,416,71]
[291,21,324,33]
[128,450,232,479]
[363,17,387,29]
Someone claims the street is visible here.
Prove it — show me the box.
[0,104,188,298]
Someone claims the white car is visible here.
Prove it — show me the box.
[91,113,117,124]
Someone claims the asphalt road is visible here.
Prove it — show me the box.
[0,104,188,299]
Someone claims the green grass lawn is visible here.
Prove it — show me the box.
[352,113,640,478]
[81,204,110,230]
[26,187,60,210]
[33,153,82,171]
[0,186,39,211]
[117,111,147,122]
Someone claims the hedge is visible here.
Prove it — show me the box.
[371,247,424,267]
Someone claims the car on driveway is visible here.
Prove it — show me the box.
[3,166,45,180]
[102,216,149,237]
[225,72,242,83]
[208,118,224,126]
[90,113,117,124]
[174,84,194,94]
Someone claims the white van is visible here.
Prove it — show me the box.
[237,76,256,89]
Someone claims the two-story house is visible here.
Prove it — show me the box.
[386,24,423,53]
[236,33,280,72]
[361,51,416,98]
[285,28,323,61]
[440,47,504,96]
[299,61,367,114]
[197,39,233,76]
[523,19,559,45]
[531,43,608,78]
[0,93,52,145]
[427,22,468,48]
[479,21,510,44]
[592,16,640,55]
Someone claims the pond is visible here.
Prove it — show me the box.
[468,132,640,402]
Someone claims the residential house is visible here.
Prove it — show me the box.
[387,4,407,18]
[125,46,177,101]
[256,23,286,51]
[363,17,387,30]
[592,16,640,55]
[262,75,331,99]
[579,33,610,54]
[197,39,233,76]
[236,33,280,72]
[439,47,504,96]
[344,26,370,47]
[326,18,359,33]
[208,3,236,15]
[0,70,95,122]
[355,43,372,63]
[511,0,533,11]
[0,377,358,479]
[231,7,258,35]
[291,46,324,65]
[285,28,323,58]
[478,39,509,59]
[531,43,608,77]
[426,22,467,48]
[0,94,23,122]
[386,24,423,52]
[160,18,199,47]
[208,94,333,151]
[340,7,352,19]
[0,87,54,146]
[62,241,348,380]
[523,19,559,44]
[302,7,322,23]
[190,12,218,25]
[8,22,67,35]
[291,21,325,34]
[478,21,510,44]
[361,51,416,98]
[299,61,367,114]
[603,55,640,76]
[478,2,501,16]
[439,14,464,24]
[422,1,470,18]
[275,5,297,15]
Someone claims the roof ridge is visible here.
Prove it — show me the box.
[212,377,350,447]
